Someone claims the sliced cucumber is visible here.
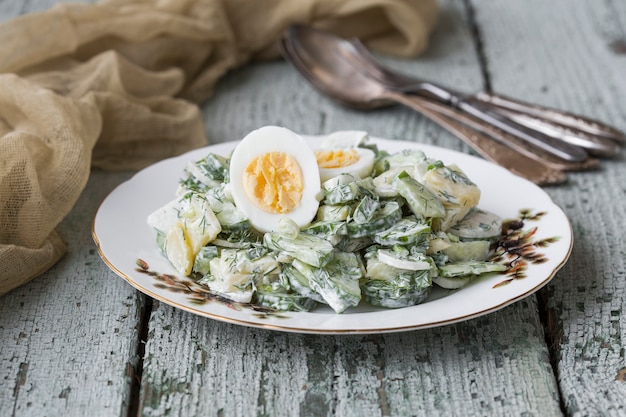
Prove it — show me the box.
[352,194,380,224]
[361,269,431,308]
[205,185,249,232]
[192,245,219,275]
[438,261,507,278]
[254,291,318,312]
[302,221,347,241]
[334,236,373,253]
[377,248,433,271]
[442,240,491,262]
[373,149,428,175]
[432,275,471,290]
[192,153,229,183]
[292,255,362,314]
[374,217,430,246]
[372,167,406,197]
[323,182,361,205]
[346,201,402,238]
[185,160,222,189]
[449,208,503,241]
[432,205,473,233]
[282,265,326,304]
[264,230,334,268]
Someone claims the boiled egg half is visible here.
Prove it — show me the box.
[229,126,321,233]
[315,130,376,182]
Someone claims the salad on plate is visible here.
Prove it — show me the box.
[146,126,507,314]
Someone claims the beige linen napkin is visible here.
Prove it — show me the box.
[0,0,438,296]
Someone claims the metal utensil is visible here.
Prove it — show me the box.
[475,92,626,144]
[279,29,568,185]
[283,25,589,163]
[345,35,624,156]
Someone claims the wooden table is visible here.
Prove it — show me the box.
[2,1,625,416]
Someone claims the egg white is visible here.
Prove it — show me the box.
[320,130,369,148]
[229,126,321,233]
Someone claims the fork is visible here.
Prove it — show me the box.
[347,39,624,158]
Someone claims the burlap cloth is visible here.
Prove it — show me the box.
[0,0,438,296]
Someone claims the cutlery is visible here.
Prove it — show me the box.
[279,29,569,185]
[286,25,623,161]
[345,33,624,156]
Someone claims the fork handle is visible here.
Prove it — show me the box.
[454,97,589,162]
[493,109,621,157]
[475,92,626,143]
[386,80,590,162]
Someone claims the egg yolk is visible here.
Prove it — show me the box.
[315,149,360,168]
[243,152,303,214]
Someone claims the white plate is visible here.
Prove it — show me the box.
[93,137,572,334]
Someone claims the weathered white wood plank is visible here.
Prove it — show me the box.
[473,0,626,415]
[141,2,561,416]
[141,301,561,417]
[0,170,140,417]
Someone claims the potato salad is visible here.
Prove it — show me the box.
[147,126,506,313]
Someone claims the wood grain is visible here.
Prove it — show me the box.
[0,170,140,417]
[473,1,626,415]
[1,0,625,416]
[140,299,560,417]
